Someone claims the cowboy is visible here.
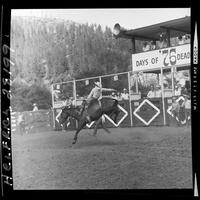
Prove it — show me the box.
[85,81,116,122]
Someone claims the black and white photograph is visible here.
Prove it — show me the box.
[1,5,199,197]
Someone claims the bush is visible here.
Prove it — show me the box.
[11,82,52,112]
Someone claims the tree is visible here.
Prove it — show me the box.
[11,16,133,111]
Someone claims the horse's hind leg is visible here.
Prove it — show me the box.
[93,117,110,135]
[102,121,111,134]
[72,120,87,144]
[93,118,101,136]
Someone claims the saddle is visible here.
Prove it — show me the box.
[83,98,101,123]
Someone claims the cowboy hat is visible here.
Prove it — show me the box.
[94,81,102,87]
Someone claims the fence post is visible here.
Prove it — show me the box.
[128,72,133,127]
[51,84,55,129]
[99,76,102,99]
[171,67,175,96]
[74,79,78,129]
[136,73,139,94]
[160,67,167,126]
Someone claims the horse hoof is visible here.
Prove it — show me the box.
[72,140,76,145]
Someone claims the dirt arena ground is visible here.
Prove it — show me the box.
[12,126,192,189]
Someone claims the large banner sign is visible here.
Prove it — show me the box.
[132,44,190,72]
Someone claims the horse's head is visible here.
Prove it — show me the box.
[58,105,80,126]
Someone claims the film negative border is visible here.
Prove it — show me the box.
[192,20,200,198]
[0,3,198,198]
[1,6,13,197]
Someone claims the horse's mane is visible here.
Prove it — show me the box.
[62,106,81,120]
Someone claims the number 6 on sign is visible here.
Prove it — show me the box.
[169,48,176,65]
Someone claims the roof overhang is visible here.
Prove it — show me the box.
[114,16,191,41]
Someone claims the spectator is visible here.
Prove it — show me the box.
[150,41,156,50]
[179,76,186,87]
[53,89,60,101]
[33,103,38,111]
[71,97,76,106]
[142,42,150,51]
[155,85,162,98]
[181,86,188,96]
[171,96,181,126]
[17,114,26,134]
[111,92,118,99]
[117,92,122,101]
[184,34,190,44]
[174,84,181,96]
[158,34,168,49]
[178,35,184,45]
[185,80,191,94]
[147,85,156,98]
[64,97,73,107]
[121,88,129,100]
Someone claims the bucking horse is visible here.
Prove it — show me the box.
[58,97,120,144]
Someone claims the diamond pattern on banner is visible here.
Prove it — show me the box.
[86,121,95,128]
[104,105,128,127]
[133,99,160,126]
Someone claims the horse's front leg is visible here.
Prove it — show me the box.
[93,118,102,136]
[113,109,120,124]
[72,119,87,144]
[101,119,111,134]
